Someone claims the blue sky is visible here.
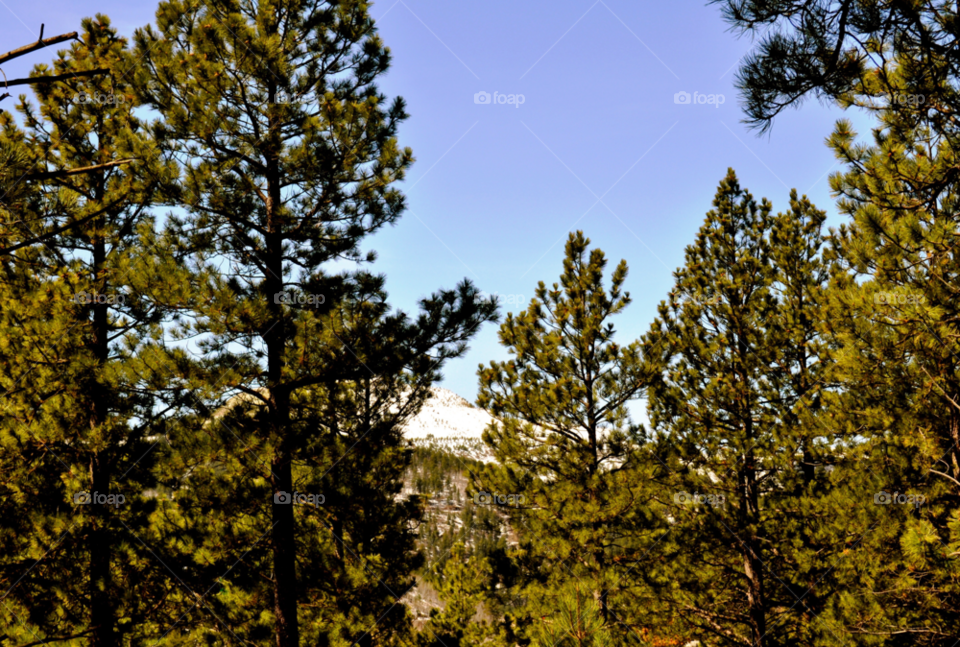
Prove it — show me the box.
[1,0,872,405]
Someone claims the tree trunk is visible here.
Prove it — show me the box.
[949,399,960,490]
[89,199,116,647]
[268,303,299,647]
[272,449,299,647]
[739,453,765,647]
[89,454,114,647]
[265,87,299,645]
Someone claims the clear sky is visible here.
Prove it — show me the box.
[1,0,872,405]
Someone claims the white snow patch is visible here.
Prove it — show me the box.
[401,387,497,441]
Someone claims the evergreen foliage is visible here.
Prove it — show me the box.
[5,2,960,646]
[129,1,498,645]
[0,16,190,646]
[416,542,501,647]
[641,170,837,646]
[710,0,960,133]
[716,3,960,641]
[477,231,663,644]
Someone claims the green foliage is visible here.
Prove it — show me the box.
[713,3,960,642]
[129,1,498,645]
[6,3,960,646]
[416,542,502,647]
[0,16,192,646]
[641,170,841,646]
[477,231,664,644]
[410,447,508,576]
[710,0,960,133]
[811,111,960,643]
[530,585,613,647]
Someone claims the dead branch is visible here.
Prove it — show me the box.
[0,25,78,67]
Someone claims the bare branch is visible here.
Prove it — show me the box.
[0,28,79,66]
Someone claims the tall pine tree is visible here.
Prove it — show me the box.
[132,2,497,645]
[476,231,662,644]
[641,170,838,646]
[715,3,960,637]
[0,16,190,647]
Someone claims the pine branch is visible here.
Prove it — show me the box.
[0,26,78,66]
[3,68,109,89]
[8,632,96,647]
[24,158,134,181]
[928,469,960,488]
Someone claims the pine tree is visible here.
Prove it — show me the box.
[476,231,662,643]
[530,585,613,647]
[132,2,497,645]
[726,1,960,644]
[641,170,838,646]
[0,16,190,647]
[1,25,129,256]
[710,0,960,134]
[804,112,960,643]
[417,542,500,647]
[713,4,960,642]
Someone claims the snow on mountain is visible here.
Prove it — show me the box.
[400,386,495,441]
[212,384,499,453]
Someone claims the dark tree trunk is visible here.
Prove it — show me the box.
[89,189,116,647]
[265,87,299,646]
[739,452,766,647]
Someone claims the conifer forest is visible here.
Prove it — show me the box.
[3,1,960,646]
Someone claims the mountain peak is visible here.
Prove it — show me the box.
[401,386,494,441]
